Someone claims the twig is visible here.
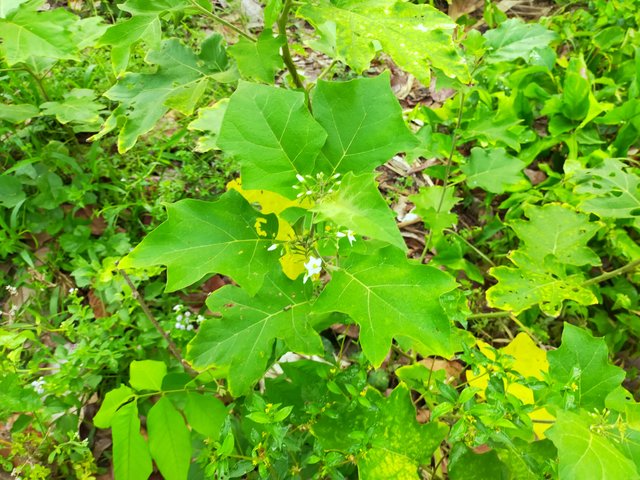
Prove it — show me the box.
[582,258,640,286]
[189,0,256,42]
[278,0,304,89]
[119,269,198,376]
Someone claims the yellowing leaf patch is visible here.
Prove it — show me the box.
[227,178,310,280]
[467,333,554,438]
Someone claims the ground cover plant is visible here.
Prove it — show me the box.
[1,0,640,478]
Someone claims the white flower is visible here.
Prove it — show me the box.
[303,256,322,284]
[172,304,182,312]
[267,244,278,251]
[296,173,305,183]
[337,230,356,246]
[184,311,191,318]
[31,377,45,395]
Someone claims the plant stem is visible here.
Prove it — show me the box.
[22,65,50,101]
[582,258,640,286]
[467,311,512,320]
[118,269,198,376]
[443,228,496,266]
[420,91,466,261]
[190,0,256,42]
[278,0,304,89]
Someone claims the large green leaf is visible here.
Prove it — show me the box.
[297,0,470,84]
[448,446,510,480]
[96,35,233,152]
[510,204,601,266]
[547,323,625,411]
[147,396,192,480]
[487,251,597,317]
[0,174,26,208]
[111,402,153,480]
[93,385,136,428]
[119,189,279,295]
[40,89,105,130]
[547,410,639,480]
[570,158,640,219]
[358,385,448,480]
[484,18,557,64]
[0,103,38,123]
[461,147,529,194]
[183,392,227,439]
[187,271,324,395]
[0,0,28,18]
[97,15,162,73]
[311,73,418,174]
[188,99,228,152]
[217,82,327,197]
[228,28,284,83]
[312,172,406,251]
[0,3,80,67]
[129,360,167,392]
[118,0,191,15]
[315,247,458,365]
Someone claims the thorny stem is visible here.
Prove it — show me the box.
[189,0,256,42]
[278,0,304,89]
[119,269,198,376]
[420,91,466,262]
[582,258,640,286]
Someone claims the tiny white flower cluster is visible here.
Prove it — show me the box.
[31,377,45,395]
[173,305,204,331]
[292,172,341,198]
[68,287,78,294]
[5,285,17,296]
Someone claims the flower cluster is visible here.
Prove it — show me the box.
[172,304,204,332]
[292,172,341,198]
[31,377,45,395]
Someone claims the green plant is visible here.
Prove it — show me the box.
[2,0,640,479]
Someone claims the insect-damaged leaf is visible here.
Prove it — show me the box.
[96,35,234,152]
[358,386,448,480]
[298,0,470,84]
[487,251,597,317]
[119,189,278,295]
[510,204,601,266]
